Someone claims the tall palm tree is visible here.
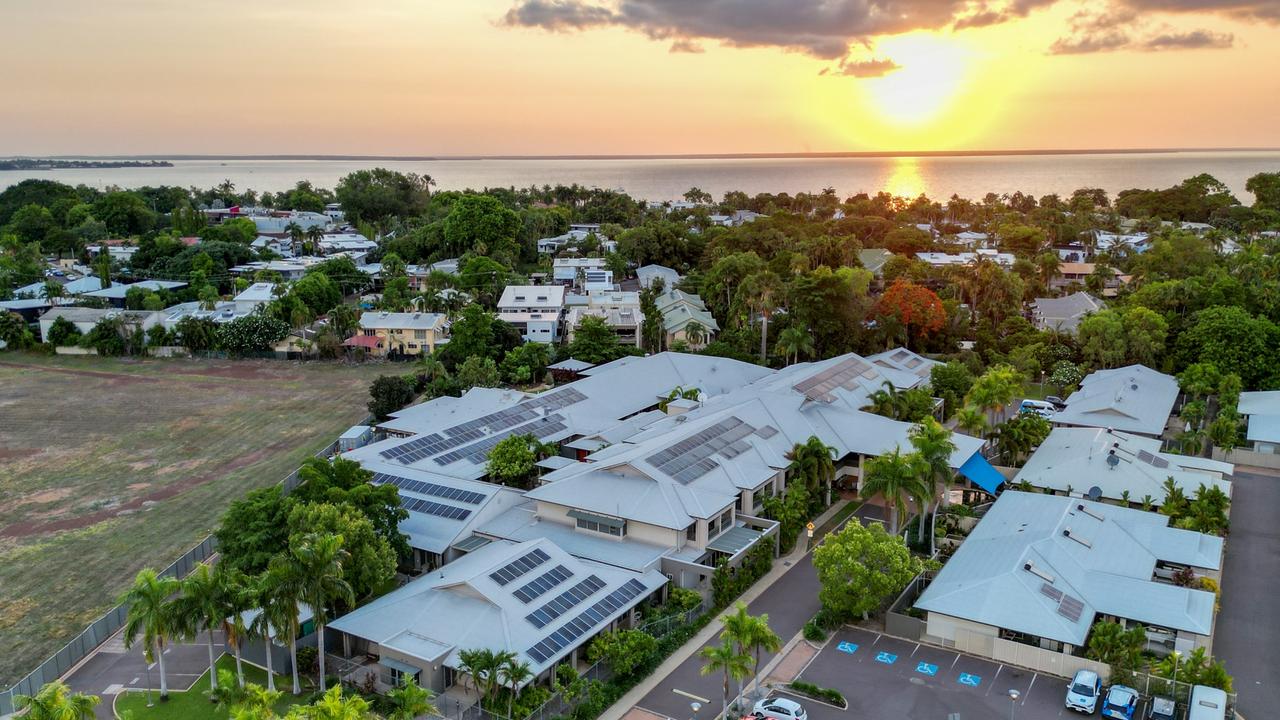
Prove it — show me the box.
[699,639,752,720]
[499,656,533,719]
[719,603,781,705]
[685,321,707,348]
[176,561,227,696]
[305,225,326,255]
[386,675,437,720]
[15,681,100,720]
[773,326,814,366]
[292,533,355,692]
[120,568,181,701]
[737,271,782,363]
[908,418,958,539]
[285,222,304,257]
[719,603,754,708]
[863,380,904,420]
[255,562,301,694]
[860,449,928,536]
[295,685,373,720]
[955,405,988,438]
[785,436,837,507]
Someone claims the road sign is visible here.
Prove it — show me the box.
[875,651,897,665]
[958,673,982,687]
[836,641,859,655]
[915,662,938,676]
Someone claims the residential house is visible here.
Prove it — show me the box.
[565,290,642,347]
[251,211,329,234]
[636,264,681,290]
[498,285,567,343]
[1236,391,1280,454]
[1030,292,1105,334]
[12,276,103,299]
[916,250,1016,268]
[1049,263,1129,295]
[1052,365,1179,438]
[0,298,51,322]
[864,347,939,389]
[233,282,278,314]
[349,311,450,357]
[857,249,894,277]
[953,231,989,247]
[653,289,718,349]
[38,306,163,342]
[81,280,188,308]
[1094,231,1151,254]
[552,258,613,289]
[319,233,377,255]
[1014,427,1233,505]
[915,491,1222,660]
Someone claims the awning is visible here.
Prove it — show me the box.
[452,535,491,553]
[707,525,763,555]
[959,452,1005,494]
[380,657,422,677]
[566,509,625,530]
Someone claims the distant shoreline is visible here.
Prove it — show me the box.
[10,147,1280,163]
[0,158,173,171]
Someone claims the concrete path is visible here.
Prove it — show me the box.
[1212,466,1280,720]
[602,500,885,720]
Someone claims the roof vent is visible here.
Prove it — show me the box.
[1063,527,1093,548]
[1076,503,1106,521]
[1023,561,1056,583]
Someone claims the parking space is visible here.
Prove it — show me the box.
[794,627,1080,720]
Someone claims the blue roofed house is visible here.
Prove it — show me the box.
[915,491,1223,669]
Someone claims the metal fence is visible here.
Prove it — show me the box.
[1121,670,1239,720]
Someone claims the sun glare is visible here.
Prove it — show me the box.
[884,156,925,198]
[865,34,971,126]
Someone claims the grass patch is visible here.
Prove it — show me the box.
[0,354,388,686]
[115,655,305,720]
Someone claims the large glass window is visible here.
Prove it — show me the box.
[576,517,626,537]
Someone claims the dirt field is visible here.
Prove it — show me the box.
[0,354,391,687]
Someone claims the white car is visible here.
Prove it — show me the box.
[1066,669,1102,714]
[753,698,807,720]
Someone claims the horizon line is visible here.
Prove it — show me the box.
[6,147,1280,162]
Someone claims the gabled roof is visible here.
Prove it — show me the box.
[1053,365,1178,436]
[499,285,566,309]
[915,491,1221,646]
[857,248,893,274]
[358,311,448,331]
[82,280,187,299]
[1031,292,1104,333]
[1238,391,1280,443]
[234,282,278,303]
[864,347,939,385]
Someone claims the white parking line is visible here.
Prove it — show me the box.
[1024,673,1037,704]
[986,665,1004,695]
[871,634,882,646]
[950,654,961,668]
[910,643,921,657]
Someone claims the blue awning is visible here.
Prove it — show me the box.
[958,452,1005,494]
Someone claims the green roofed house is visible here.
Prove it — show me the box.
[653,288,719,349]
[857,248,894,277]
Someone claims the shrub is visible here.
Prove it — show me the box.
[368,374,415,421]
[787,681,845,708]
[296,645,319,674]
[803,619,827,642]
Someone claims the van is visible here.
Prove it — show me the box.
[1187,685,1228,720]
[1020,399,1056,419]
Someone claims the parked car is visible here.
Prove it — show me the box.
[1020,399,1057,419]
[1101,685,1139,719]
[1045,395,1066,409]
[1065,669,1103,713]
[1187,685,1227,720]
[1146,696,1176,720]
[753,698,807,720]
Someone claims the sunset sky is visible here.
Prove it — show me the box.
[2,0,1277,156]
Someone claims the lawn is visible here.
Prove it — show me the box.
[115,655,306,720]
[0,353,391,687]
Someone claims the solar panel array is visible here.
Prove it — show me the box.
[379,389,586,466]
[526,579,648,663]
[1136,450,1170,469]
[644,417,756,485]
[435,416,569,467]
[1057,593,1085,622]
[489,548,551,586]
[1039,582,1064,602]
[755,425,779,439]
[400,496,471,521]
[525,575,606,629]
[513,565,573,604]
[371,472,486,505]
[791,356,877,402]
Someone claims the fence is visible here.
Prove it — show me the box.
[1121,670,1239,719]
[0,432,348,716]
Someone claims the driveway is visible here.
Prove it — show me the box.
[633,504,884,720]
[61,630,224,719]
[1213,466,1280,719]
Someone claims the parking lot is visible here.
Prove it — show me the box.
[792,627,1154,720]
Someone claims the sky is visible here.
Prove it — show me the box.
[1,0,1277,156]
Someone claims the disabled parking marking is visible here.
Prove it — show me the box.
[837,641,859,655]
[915,662,938,676]
[875,651,898,665]
[958,672,982,687]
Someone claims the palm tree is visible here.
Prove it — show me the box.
[499,656,533,719]
[15,681,100,720]
[120,568,181,701]
[955,405,988,438]
[864,380,903,420]
[412,354,449,385]
[685,321,707,348]
[176,561,227,696]
[785,436,837,506]
[294,685,373,720]
[699,639,752,720]
[387,675,437,720]
[909,417,958,542]
[239,682,283,718]
[293,533,355,692]
[285,222,304,257]
[221,571,254,688]
[773,326,814,366]
[305,225,326,255]
[860,449,928,536]
[737,271,782,363]
[255,562,302,694]
[720,603,781,704]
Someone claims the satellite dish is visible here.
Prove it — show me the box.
[1105,455,1120,468]
[1087,486,1103,501]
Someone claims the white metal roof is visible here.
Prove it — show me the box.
[499,285,566,309]
[1052,365,1178,436]
[358,311,447,331]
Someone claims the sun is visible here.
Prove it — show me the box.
[864,34,972,127]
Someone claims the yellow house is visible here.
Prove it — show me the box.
[350,311,450,357]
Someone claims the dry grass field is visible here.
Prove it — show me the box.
[0,353,392,686]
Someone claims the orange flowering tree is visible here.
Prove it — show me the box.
[876,279,946,347]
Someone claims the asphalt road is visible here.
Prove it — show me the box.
[636,503,884,720]
[62,631,224,719]
[1211,467,1280,719]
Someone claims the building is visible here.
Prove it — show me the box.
[233,283,278,314]
[162,301,251,327]
[635,264,681,290]
[251,211,329,234]
[857,249,894,277]
[537,229,601,255]
[350,312,450,357]
[863,347,939,388]
[12,276,103,299]
[81,280,188,308]
[953,231,989,247]
[318,233,377,255]
[1014,427,1233,505]
[1030,292,1105,333]
[915,491,1222,659]
[1094,231,1151,254]
[38,306,163,342]
[498,285,567,343]
[1052,365,1179,437]
[653,289,718,349]
[551,258,613,289]
[0,298,51,322]
[565,291,642,347]
[916,250,1015,268]
[1236,391,1280,454]
[328,537,666,693]
[1049,263,1129,295]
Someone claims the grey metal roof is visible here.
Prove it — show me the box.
[82,280,186,299]
[915,491,1221,646]
[1015,427,1233,505]
[1031,292,1105,333]
[359,311,447,330]
[707,525,763,554]
[548,358,594,372]
[1052,365,1178,436]
[478,502,671,572]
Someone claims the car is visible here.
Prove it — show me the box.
[1101,685,1139,719]
[1045,395,1067,409]
[1020,399,1056,419]
[753,698,806,720]
[1146,696,1176,720]
[1065,669,1103,713]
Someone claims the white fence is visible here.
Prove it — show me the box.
[954,630,1111,682]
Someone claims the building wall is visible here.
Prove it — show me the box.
[361,326,445,356]
[534,500,681,548]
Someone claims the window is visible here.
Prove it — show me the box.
[408,343,417,349]
[414,329,427,339]
[362,329,375,336]
[686,523,697,542]
[576,517,626,537]
[719,509,733,532]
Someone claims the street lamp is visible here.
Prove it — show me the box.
[690,701,702,720]
[1171,650,1182,706]
[1007,689,1020,720]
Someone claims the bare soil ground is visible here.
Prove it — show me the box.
[0,354,391,686]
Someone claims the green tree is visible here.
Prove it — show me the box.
[589,629,658,679]
[254,560,300,694]
[289,684,374,719]
[290,533,355,692]
[500,342,550,385]
[1121,306,1168,367]
[566,314,627,364]
[219,568,256,689]
[859,449,927,536]
[1176,306,1280,389]
[217,487,291,574]
[486,433,540,488]
[1085,620,1146,676]
[386,675,437,720]
[290,457,410,563]
[287,505,394,603]
[334,168,430,224]
[698,639,752,720]
[786,436,837,507]
[1077,310,1127,369]
[120,569,181,700]
[773,325,814,365]
[45,315,82,347]
[14,681,100,720]
[443,195,522,262]
[736,270,782,362]
[456,355,501,390]
[498,655,534,720]
[813,520,932,620]
[367,374,415,421]
[909,417,957,540]
[929,362,974,419]
[719,602,781,703]
[5,203,57,244]
[217,314,290,354]
[965,364,1023,428]
[175,562,228,695]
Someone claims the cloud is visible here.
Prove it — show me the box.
[953,10,1011,28]
[1143,28,1235,48]
[668,38,704,53]
[831,58,903,76]
[501,0,618,31]
[1049,29,1132,53]
[1120,0,1280,21]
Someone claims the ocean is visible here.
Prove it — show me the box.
[2,151,1279,203]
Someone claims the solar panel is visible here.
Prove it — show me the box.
[399,496,472,521]
[644,417,756,485]
[791,356,875,402]
[525,575,606,629]
[1136,450,1170,469]
[489,548,552,586]
[1057,594,1085,622]
[371,472,487,505]
[1039,583,1064,602]
[512,565,573,604]
[525,579,648,663]
[755,425,778,439]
